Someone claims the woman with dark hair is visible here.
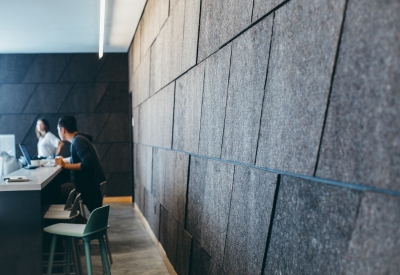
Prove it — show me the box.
[36,118,64,157]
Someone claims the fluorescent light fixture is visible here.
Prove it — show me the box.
[99,0,105,58]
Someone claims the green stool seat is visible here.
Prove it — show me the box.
[44,205,111,275]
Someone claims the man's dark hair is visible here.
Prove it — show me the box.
[58,116,78,133]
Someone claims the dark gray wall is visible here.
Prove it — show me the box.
[130,0,400,274]
[0,53,130,196]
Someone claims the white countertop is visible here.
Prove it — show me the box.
[0,166,62,191]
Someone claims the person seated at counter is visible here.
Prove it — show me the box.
[36,118,64,158]
[55,115,105,215]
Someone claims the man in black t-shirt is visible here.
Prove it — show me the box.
[55,115,105,213]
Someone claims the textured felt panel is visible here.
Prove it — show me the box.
[96,112,130,142]
[316,0,400,191]
[95,82,129,113]
[221,17,273,164]
[139,82,174,148]
[95,54,129,82]
[23,83,72,113]
[197,0,224,62]
[93,143,110,161]
[0,54,35,83]
[175,226,192,275]
[181,0,201,72]
[0,115,37,144]
[166,0,185,84]
[144,189,160,239]
[220,0,254,45]
[140,0,169,58]
[102,143,130,173]
[22,54,72,83]
[59,83,108,113]
[159,206,179,266]
[198,45,231,158]
[223,166,277,275]
[58,53,106,83]
[187,157,234,266]
[256,0,346,175]
[74,113,110,140]
[341,192,400,274]
[263,176,361,274]
[132,50,150,108]
[105,172,131,196]
[132,22,141,74]
[149,24,165,95]
[151,148,189,225]
[163,151,189,226]
[189,240,226,275]
[133,107,139,144]
[252,0,286,22]
[0,84,36,114]
[134,144,153,192]
[173,63,205,153]
[151,147,166,205]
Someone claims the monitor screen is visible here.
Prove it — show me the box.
[19,144,31,165]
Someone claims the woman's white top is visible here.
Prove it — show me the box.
[38,132,60,157]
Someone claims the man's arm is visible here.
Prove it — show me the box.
[55,157,81,170]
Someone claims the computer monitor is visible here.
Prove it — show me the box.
[19,144,32,165]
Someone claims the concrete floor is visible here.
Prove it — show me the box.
[79,202,170,275]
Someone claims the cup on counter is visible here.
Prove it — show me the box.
[30,159,41,166]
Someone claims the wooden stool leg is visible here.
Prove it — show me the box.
[47,235,57,275]
[65,237,71,275]
[84,240,93,275]
[99,237,111,275]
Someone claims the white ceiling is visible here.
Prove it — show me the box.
[0,0,146,53]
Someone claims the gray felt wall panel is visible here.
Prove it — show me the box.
[252,0,286,22]
[23,84,72,113]
[264,176,361,274]
[139,82,174,148]
[187,157,234,266]
[181,0,201,72]
[22,54,72,83]
[140,0,169,59]
[189,240,227,275]
[256,0,346,175]
[175,226,192,275]
[58,54,106,82]
[173,63,205,154]
[0,84,36,114]
[316,0,400,191]
[0,55,35,83]
[132,50,150,108]
[341,192,400,274]
[223,166,277,275]
[59,83,108,113]
[198,45,231,158]
[220,0,254,45]
[144,189,161,240]
[221,17,273,164]
[197,0,224,62]
[159,206,178,267]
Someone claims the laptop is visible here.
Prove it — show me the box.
[19,144,39,169]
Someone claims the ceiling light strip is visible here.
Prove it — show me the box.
[99,0,105,59]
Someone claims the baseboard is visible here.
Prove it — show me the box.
[103,196,132,203]
[133,203,177,275]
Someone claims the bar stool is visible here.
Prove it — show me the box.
[44,205,112,275]
[48,188,77,211]
[79,181,113,264]
[43,193,82,274]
